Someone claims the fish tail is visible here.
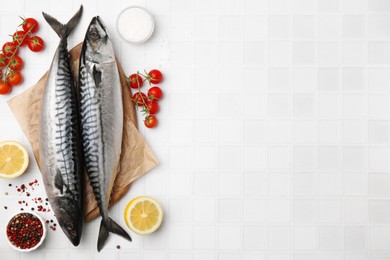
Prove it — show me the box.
[42,5,83,38]
[97,217,132,251]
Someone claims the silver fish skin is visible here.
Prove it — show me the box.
[39,6,83,246]
[79,16,131,251]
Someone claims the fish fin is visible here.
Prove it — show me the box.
[42,5,83,38]
[54,169,64,194]
[92,65,102,88]
[97,217,132,251]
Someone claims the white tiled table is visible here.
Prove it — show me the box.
[1,0,390,259]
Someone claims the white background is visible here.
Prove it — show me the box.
[0,0,390,259]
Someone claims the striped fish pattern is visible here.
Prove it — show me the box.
[79,16,131,251]
[39,6,83,246]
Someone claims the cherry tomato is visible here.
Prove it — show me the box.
[148,86,163,100]
[2,42,18,58]
[144,115,158,128]
[22,18,39,34]
[12,31,27,45]
[0,82,11,95]
[7,71,23,86]
[132,92,148,106]
[8,56,23,71]
[0,54,8,68]
[147,100,159,114]
[128,74,143,89]
[148,69,163,84]
[27,36,44,52]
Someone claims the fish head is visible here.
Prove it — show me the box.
[56,196,83,246]
[84,16,115,63]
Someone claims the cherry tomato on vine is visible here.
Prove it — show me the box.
[12,31,27,45]
[132,92,148,106]
[144,115,158,128]
[8,56,23,71]
[2,42,18,58]
[27,36,44,52]
[7,71,23,86]
[22,18,39,34]
[128,74,143,89]
[148,69,163,84]
[0,82,11,95]
[147,100,159,114]
[148,86,163,100]
[0,54,8,68]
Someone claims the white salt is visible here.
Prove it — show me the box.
[117,7,154,43]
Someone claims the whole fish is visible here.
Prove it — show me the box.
[39,6,84,246]
[79,16,131,251]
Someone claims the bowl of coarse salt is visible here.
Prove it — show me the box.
[117,6,155,44]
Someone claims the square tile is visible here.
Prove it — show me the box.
[368,15,390,40]
[343,42,366,65]
[318,146,340,170]
[318,120,340,143]
[369,0,390,11]
[170,15,194,41]
[169,173,192,195]
[344,199,367,224]
[168,225,192,249]
[194,172,216,196]
[195,42,218,65]
[244,0,267,14]
[318,0,340,12]
[244,68,267,93]
[220,42,242,65]
[219,0,242,14]
[244,146,266,170]
[293,146,317,170]
[318,15,341,40]
[369,200,390,224]
[219,15,242,40]
[370,227,390,250]
[343,15,366,39]
[344,174,367,196]
[168,146,193,170]
[343,120,366,144]
[343,146,367,170]
[293,15,315,39]
[268,146,291,169]
[368,120,390,144]
[244,172,266,196]
[368,94,390,117]
[342,0,367,12]
[194,145,217,170]
[218,173,241,196]
[218,225,242,250]
[168,198,193,223]
[244,41,266,65]
[293,173,316,196]
[243,225,266,249]
[219,145,241,170]
[269,15,291,39]
[294,95,315,117]
[293,42,315,65]
[269,120,291,143]
[368,68,390,92]
[244,15,267,40]
[244,198,266,222]
[368,42,390,65]
[219,198,241,222]
[368,173,390,197]
[294,120,316,143]
[294,0,315,13]
[319,174,341,196]
[269,41,292,65]
[318,42,340,66]
[269,198,290,222]
[294,68,316,93]
[194,119,216,143]
[244,120,266,144]
[268,226,291,249]
[269,94,291,117]
[269,173,290,195]
[194,198,216,222]
[344,226,366,250]
[368,147,390,170]
[218,119,242,143]
[319,226,342,249]
[194,15,218,40]
[269,67,290,92]
[269,0,292,12]
[294,199,316,223]
[343,68,365,91]
[243,94,267,117]
[294,226,317,250]
[343,94,366,117]
[318,95,340,117]
[318,68,340,92]
[319,199,341,223]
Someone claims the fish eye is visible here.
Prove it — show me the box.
[89,31,98,39]
[65,222,74,230]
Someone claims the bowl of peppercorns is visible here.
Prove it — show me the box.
[5,211,46,252]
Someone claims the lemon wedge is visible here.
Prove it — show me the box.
[0,141,29,179]
[124,196,163,235]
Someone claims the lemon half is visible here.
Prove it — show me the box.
[0,141,29,179]
[124,196,163,235]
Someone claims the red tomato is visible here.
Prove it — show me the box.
[2,42,18,58]
[8,56,23,71]
[148,69,163,84]
[128,74,143,89]
[0,54,8,68]
[7,72,23,86]
[0,82,11,95]
[148,86,163,100]
[132,92,148,106]
[144,115,158,128]
[12,31,27,45]
[27,36,44,52]
[22,18,39,34]
[147,100,159,114]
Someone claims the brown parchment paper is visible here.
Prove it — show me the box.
[7,43,158,222]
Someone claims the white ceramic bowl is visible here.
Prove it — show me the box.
[5,211,46,252]
[116,6,155,44]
